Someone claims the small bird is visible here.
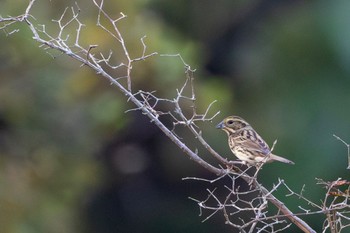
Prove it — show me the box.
[216,116,294,166]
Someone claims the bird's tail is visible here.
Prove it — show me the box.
[269,154,295,165]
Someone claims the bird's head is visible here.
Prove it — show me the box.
[216,116,249,134]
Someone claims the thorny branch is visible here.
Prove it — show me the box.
[3,1,350,232]
[1,0,223,173]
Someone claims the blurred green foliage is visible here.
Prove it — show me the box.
[1,0,350,232]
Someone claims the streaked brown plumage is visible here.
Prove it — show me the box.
[216,116,294,165]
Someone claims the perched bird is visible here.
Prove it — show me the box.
[216,116,294,166]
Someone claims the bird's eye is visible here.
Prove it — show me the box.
[227,120,234,125]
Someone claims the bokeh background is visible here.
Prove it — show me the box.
[1,0,350,232]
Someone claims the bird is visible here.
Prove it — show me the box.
[216,116,294,166]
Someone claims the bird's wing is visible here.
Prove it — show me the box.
[238,129,271,156]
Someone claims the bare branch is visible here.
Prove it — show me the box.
[334,134,350,169]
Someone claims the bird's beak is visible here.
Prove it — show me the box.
[216,121,224,129]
